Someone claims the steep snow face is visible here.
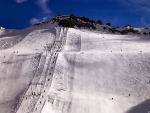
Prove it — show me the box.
[0,24,57,113]
[42,28,150,113]
[0,24,150,113]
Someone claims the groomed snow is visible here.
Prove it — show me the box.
[42,28,150,113]
[0,25,150,113]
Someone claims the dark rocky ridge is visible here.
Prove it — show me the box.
[33,14,150,35]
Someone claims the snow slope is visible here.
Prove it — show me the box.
[0,22,150,113]
[42,28,150,113]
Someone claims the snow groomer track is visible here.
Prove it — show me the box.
[16,28,68,113]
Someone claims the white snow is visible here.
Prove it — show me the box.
[0,23,150,113]
[0,27,5,30]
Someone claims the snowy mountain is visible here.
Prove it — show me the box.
[0,14,150,113]
[33,14,150,35]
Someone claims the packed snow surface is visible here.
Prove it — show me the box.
[0,24,150,113]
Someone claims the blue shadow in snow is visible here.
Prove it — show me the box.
[126,99,150,113]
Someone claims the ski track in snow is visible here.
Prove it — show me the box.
[0,26,150,113]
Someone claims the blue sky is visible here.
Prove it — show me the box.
[0,0,150,29]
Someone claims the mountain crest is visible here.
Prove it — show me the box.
[32,14,150,35]
[51,14,102,30]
